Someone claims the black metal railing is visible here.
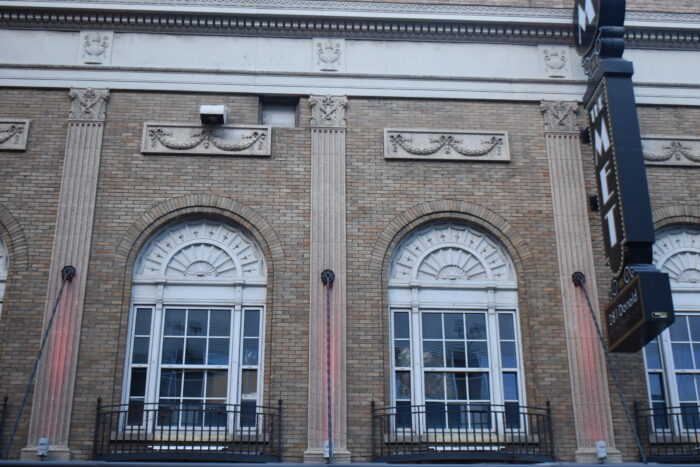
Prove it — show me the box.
[371,401,554,463]
[635,403,700,463]
[93,399,282,462]
[0,396,8,460]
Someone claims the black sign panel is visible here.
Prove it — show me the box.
[574,0,625,57]
[585,74,655,279]
[607,268,674,352]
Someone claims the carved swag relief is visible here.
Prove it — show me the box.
[142,123,271,156]
[642,136,700,166]
[384,129,510,162]
[0,120,30,151]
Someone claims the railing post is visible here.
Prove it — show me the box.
[546,400,555,460]
[92,397,102,460]
[0,396,8,460]
[277,399,283,460]
[370,400,376,461]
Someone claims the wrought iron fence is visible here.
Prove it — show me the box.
[93,399,282,462]
[371,401,554,463]
[635,403,700,462]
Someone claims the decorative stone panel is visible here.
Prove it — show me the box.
[642,135,700,167]
[384,128,509,162]
[309,95,347,127]
[79,31,113,65]
[313,38,345,73]
[538,45,571,79]
[0,119,30,151]
[142,123,271,156]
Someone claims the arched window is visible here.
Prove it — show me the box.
[644,226,700,428]
[0,236,6,317]
[124,217,267,428]
[388,222,523,429]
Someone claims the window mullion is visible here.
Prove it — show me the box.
[411,307,424,408]
[230,304,243,406]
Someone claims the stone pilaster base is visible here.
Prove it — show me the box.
[575,447,623,463]
[303,448,352,463]
[20,444,72,461]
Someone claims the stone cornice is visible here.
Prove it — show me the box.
[1,2,699,49]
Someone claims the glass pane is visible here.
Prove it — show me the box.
[498,314,515,340]
[423,341,444,367]
[396,401,412,429]
[644,339,662,370]
[422,314,443,339]
[690,316,700,341]
[470,403,491,429]
[395,371,411,400]
[670,316,689,342]
[160,370,182,397]
[394,312,410,339]
[157,400,179,426]
[161,337,184,364]
[466,314,486,340]
[185,338,206,364]
[505,401,520,429]
[130,368,147,397]
[164,309,186,336]
[447,404,467,429]
[207,370,228,398]
[444,314,464,339]
[501,341,517,369]
[467,342,489,368]
[127,400,144,425]
[183,371,204,397]
[695,345,700,369]
[134,308,152,335]
[187,310,207,336]
[242,338,259,365]
[132,337,150,364]
[503,373,518,401]
[681,403,700,430]
[182,399,203,426]
[208,338,230,365]
[445,372,467,400]
[210,310,231,337]
[426,402,445,429]
[652,401,669,430]
[204,403,227,428]
[240,400,257,428]
[677,374,696,401]
[673,343,694,369]
[424,372,445,400]
[241,369,257,400]
[244,310,260,337]
[648,373,665,402]
[394,340,411,367]
[445,341,466,367]
[468,373,490,400]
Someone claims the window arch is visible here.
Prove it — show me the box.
[0,235,6,317]
[388,222,523,430]
[644,226,700,428]
[125,217,267,428]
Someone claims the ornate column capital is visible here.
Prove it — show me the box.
[69,88,110,121]
[309,95,347,127]
[540,100,580,133]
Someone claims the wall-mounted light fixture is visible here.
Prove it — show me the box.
[199,105,228,125]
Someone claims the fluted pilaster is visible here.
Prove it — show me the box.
[541,101,621,463]
[23,89,109,460]
[305,95,350,463]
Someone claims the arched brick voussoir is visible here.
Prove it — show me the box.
[369,199,536,285]
[653,205,700,231]
[115,194,286,279]
[0,203,29,270]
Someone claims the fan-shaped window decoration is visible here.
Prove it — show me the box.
[0,236,6,317]
[388,222,522,432]
[124,218,267,432]
[644,227,700,431]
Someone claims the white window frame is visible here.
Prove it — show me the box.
[644,226,700,432]
[387,223,525,433]
[122,218,267,432]
[0,236,6,318]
